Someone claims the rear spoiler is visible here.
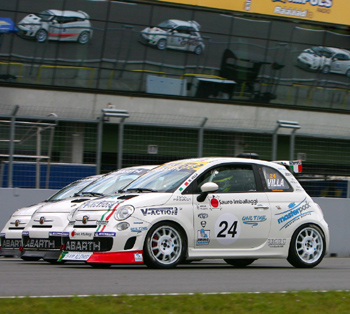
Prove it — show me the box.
[272,160,302,173]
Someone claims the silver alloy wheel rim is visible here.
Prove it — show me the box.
[150,226,182,265]
[157,40,166,50]
[37,30,47,42]
[295,227,323,264]
[79,32,89,44]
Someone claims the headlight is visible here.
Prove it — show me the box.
[114,205,135,221]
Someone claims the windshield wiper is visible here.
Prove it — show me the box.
[124,188,157,193]
[80,191,105,197]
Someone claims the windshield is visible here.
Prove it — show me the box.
[157,20,176,31]
[80,168,151,196]
[38,11,55,22]
[124,161,207,193]
[46,176,100,201]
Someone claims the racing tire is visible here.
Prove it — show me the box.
[143,222,186,269]
[224,259,256,267]
[322,65,330,74]
[21,256,41,261]
[346,70,350,79]
[89,263,112,268]
[36,29,48,43]
[78,31,90,44]
[156,39,167,50]
[287,224,326,268]
[194,45,203,55]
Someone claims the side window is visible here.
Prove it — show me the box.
[194,165,257,194]
[260,166,293,192]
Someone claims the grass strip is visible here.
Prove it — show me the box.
[0,291,350,314]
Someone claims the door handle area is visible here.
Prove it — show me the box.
[254,205,269,210]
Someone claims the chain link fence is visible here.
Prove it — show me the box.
[1,105,350,197]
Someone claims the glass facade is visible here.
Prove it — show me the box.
[1,0,350,110]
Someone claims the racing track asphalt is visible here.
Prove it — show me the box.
[0,257,350,297]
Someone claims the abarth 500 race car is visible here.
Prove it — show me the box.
[0,174,102,257]
[140,19,205,55]
[59,157,329,269]
[20,166,155,263]
[17,9,93,44]
[297,46,350,77]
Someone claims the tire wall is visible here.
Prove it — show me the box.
[0,189,348,257]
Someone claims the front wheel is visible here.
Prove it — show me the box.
[143,222,186,269]
[156,39,167,50]
[194,45,203,55]
[287,224,325,268]
[36,29,48,43]
[224,259,256,267]
[322,65,330,74]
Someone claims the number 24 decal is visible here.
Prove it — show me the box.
[217,220,238,238]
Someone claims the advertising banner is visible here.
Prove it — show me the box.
[158,0,350,26]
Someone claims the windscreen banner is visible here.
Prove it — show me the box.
[158,0,350,26]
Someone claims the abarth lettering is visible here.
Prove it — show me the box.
[66,240,101,251]
[24,239,55,249]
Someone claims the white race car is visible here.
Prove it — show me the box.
[60,157,329,269]
[297,46,350,77]
[17,9,93,44]
[140,19,205,55]
[20,166,155,263]
[0,174,101,257]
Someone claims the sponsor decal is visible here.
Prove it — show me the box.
[97,220,108,226]
[197,204,209,210]
[140,207,178,216]
[49,231,64,236]
[24,239,56,249]
[65,240,101,251]
[242,215,267,227]
[198,213,208,219]
[94,232,116,237]
[197,229,210,245]
[22,231,29,236]
[209,195,222,210]
[215,213,241,245]
[2,239,22,248]
[134,252,143,262]
[71,231,93,238]
[62,252,92,261]
[268,238,287,248]
[82,200,120,209]
[276,198,313,230]
[62,232,70,237]
[133,222,143,224]
[173,196,191,202]
[130,227,148,233]
[220,199,258,206]
[68,221,75,225]
[0,233,5,237]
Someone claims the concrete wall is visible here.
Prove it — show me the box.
[0,188,348,257]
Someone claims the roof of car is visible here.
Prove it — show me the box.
[46,9,89,19]
[167,19,200,29]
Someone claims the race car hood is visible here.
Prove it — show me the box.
[11,202,45,216]
[79,193,172,211]
[35,196,93,214]
[141,27,166,35]
[18,14,42,25]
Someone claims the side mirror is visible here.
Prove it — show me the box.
[197,182,218,202]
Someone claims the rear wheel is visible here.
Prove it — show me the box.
[78,31,90,44]
[322,65,330,74]
[143,222,186,269]
[224,259,256,267]
[194,45,203,55]
[287,224,325,268]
